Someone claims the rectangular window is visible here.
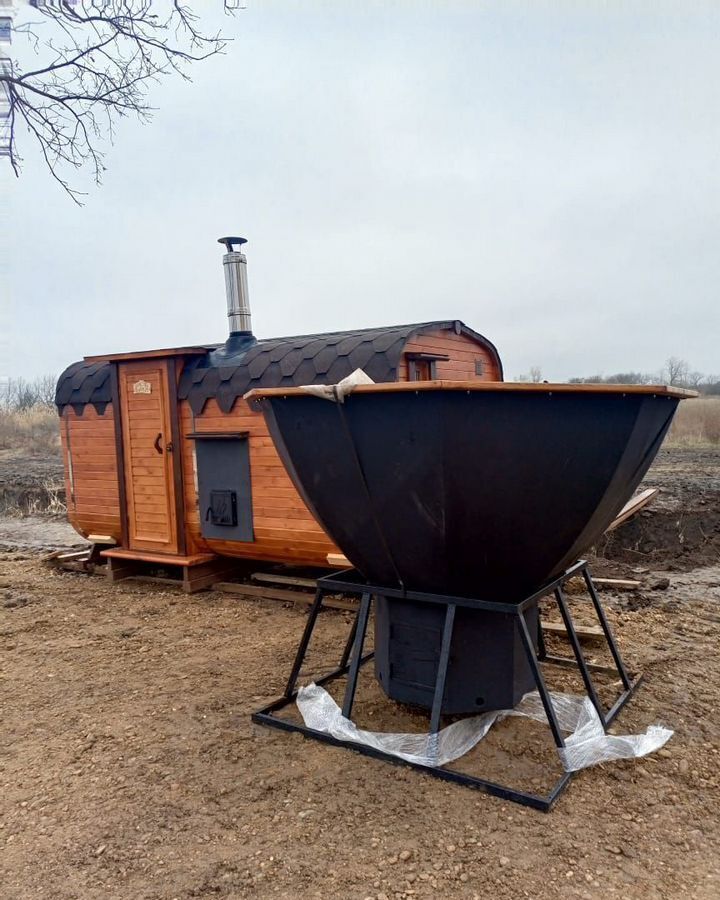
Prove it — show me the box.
[410,359,432,381]
[475,359,484,376]
[406,353,447,381]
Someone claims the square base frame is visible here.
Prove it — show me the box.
[252,560,642,812]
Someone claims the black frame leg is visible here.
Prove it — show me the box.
[341,592,372,719]
[339,610,360,670]
[536,609,548,661]
[517,609,566,751]
[583,568,632,690]
[554,586,605,721]
[427,603,456,762]
[284,587,325,698]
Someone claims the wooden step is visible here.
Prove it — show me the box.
[101,548,217,567]
[102,549,239,593]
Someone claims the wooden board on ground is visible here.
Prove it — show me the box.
[251,572,318,589]
[216,581,357,612]
[541,621,605,643]
[565,576,641,593]
[606,488,659,532]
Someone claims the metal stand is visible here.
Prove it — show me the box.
[252,560,642,812]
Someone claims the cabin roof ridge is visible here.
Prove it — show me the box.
[56,319,501,415]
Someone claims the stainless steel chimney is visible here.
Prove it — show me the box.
[218,236,251,335]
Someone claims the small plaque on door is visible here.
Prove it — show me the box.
[133,379,152,395]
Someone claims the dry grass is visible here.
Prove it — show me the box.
[666,397,720,446]
[0,407,61,456]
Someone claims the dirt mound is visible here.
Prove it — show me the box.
[597,446,720,571]
[598,500,720,570]
[0,453,65,514]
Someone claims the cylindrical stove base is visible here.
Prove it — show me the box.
[374,597,539,715]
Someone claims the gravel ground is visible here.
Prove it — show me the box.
[0,446,719,899]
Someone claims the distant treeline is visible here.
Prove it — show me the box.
[517,358,720,394]
[0,376,57,412]
[2,364,719,413]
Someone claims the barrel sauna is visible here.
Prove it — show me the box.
[56,293,503,588]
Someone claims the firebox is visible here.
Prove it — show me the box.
[189,431,254,542]
[374,597,539,713]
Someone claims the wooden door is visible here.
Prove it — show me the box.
[119,361,180,554]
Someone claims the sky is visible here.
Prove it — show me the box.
[3,1,720,382]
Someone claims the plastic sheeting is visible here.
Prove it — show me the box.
[300,368,375,402]
[296,683,673,772]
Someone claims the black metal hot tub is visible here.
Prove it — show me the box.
[248,382,692,712]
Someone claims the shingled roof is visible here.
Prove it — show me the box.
[55,360,112,415]
[56,321,502,416]
[179,321,501,414]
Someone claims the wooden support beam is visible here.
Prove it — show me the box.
[251,572,318,589]
[215,581,357,612]
[327,552,351,568]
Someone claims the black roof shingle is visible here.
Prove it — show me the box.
[56,320,502,416]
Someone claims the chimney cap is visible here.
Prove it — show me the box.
[218,236,248,253]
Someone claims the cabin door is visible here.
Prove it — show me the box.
[118,360,181,554]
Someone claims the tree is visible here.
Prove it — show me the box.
[2,2,235,201]
[663,356,689,386]
[0,374,58,411]
[35,373,59,408]
[529,365,542,384]
[514,366,543,383]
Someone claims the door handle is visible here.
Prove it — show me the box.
[153,433,163,454]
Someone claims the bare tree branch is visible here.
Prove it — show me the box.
[2,1,236,202]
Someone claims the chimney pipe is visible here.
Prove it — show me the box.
[218,236,252,335]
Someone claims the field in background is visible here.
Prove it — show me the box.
[0,397,718,463]
[0,407,61,457]
[667,397,720,446]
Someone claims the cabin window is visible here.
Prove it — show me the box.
[406,352,448,381]
[409,359,433,381]
[475,359,484,376]
[188,432,254,542]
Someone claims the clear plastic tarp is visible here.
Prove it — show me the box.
[296,682,672,772]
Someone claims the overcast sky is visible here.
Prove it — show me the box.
[4,2,720,382]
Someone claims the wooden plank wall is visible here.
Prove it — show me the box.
[61,406,122,540]
[397,330,502,381]
[179,398,338,566]
[60,328,501,564]
[179,329,500,567]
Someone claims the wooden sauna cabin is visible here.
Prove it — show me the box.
[54,238,504,590]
